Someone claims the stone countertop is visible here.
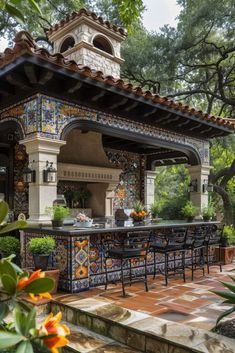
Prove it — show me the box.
[23,220,220,236]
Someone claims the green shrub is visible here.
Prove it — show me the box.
[202,203,216,219]
[46,205,70,221]
[181,201,199,218]
[0,236,20,255]
[223,225,235,245]
[150,201,161,218]
[28,237,55,255]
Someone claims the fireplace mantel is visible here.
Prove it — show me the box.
[57,163,122,183]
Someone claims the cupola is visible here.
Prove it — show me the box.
[47,8,127,78]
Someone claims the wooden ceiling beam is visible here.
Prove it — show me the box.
[6,72,31,90]
[24,64,38,84]
[109,97,128,109]
[38,69,54,85]
[143,108,157,118]
[67,81,83,94]
[124,101,138,111]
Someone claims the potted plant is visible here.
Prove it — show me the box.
[47,205,70,228]
[202,203,215,222]
[0,235,21,265]
[150,201,161,222]
[130,201,148,225]
[181,201,198,222]
[221,225,235,247]
[28,236,60,293]
[75,212,93,228]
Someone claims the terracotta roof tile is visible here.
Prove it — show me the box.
[0,31,234,133]
[46,8,127,37]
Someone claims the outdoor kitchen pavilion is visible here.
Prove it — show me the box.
[0,8,234,223]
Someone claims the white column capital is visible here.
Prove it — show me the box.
[20,134,66,155]
[187,164,213,175]
[145,170,157,179]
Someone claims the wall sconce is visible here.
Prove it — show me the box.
[43,161,57,183]
[202,179,214,193]
[23,161,36,183]
[188,179,198,192]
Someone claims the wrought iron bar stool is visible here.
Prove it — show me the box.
[103,230,151,296]
[151,227,187,286]
[185,226,207,281]
[204,224,224,273]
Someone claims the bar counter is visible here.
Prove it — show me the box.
[22,221,219,293]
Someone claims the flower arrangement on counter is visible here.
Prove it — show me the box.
[75,212,93,227]
[130,201,148,222]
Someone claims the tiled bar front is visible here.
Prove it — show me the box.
[22,222,219,293]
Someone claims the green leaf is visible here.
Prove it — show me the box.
[1,274,17,295]
[211,290,235,303]
[216,306,235,326]
[0,259,17,280]
[220,281,235,294]
[0,331,24,349]
[28,0,42,15]
[16,341,34,353]
[0,302,9,322]
[24,277,54,294]
[25,307,36,334]
[5,3,25,24]
[0,201,9,225]
[0,220,27,235]
[14,308,27,335]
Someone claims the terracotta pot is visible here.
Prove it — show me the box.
[43,269,60,294]
[215,246,235,265]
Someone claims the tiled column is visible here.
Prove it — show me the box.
[187,165,212,211]
[144,170,156,209]
[20,135,66,224]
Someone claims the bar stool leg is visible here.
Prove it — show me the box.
[129,259,132,286]
[120,258,126,297]
[104,257,108,290]
[153,251,156,279]
[182,251,186,282]
[207,246,210,274]
[173,252,176,273]
[202,248,205,277]
[164,253,168,286]
[191,250,194,281]
[144,256,148,292]
[219,247,222,272]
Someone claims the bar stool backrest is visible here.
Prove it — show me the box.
[126,231,151,256]
[207,224,224,245]
[168,227,187,247]
[187,226,207,248]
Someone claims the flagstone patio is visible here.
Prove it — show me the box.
[53,264,235,332]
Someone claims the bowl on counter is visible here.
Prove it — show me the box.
[74,219,93,228]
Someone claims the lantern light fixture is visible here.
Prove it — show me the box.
[188,179,198,192]
[23,161,36,183]
[202,179,214,193]
[43,161,57,183]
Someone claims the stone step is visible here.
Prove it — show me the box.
[50,297,235,353]
[62,321,141,353]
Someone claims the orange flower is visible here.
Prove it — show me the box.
[39,312,70,353]
[29,292,52,302]
[17,270,45,290]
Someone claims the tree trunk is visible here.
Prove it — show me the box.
[213,185,234,226]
